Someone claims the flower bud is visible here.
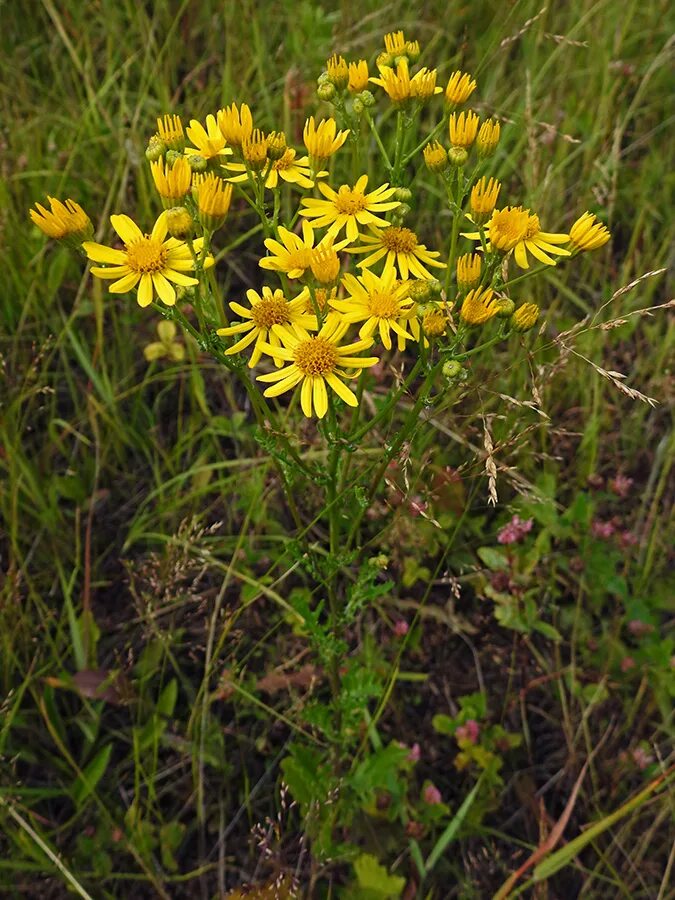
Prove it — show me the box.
[358,90,376,108]
[326,54,349,90]
[394,187,412,203]
[477,119,500,158]
[442,360,465,380]
[242,129,268,171]
[409,280,432,304]
[188,154,208,173]
[405,40,421,62]
[494,297,515,317]
[266,131,287,160]
[448,146,468,167]
[317,71,331,85]
[427,279,443,298]
[145,135,166,162]
[352,97,364,115]
[317,82,336,102]
[511,302,540,332]
[422,306,447,337]
[165,206,193,240]
[165,149,181,167]
[394,202,411,220]
[377,51,394,69]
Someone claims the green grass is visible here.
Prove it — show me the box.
[1,0,673,897]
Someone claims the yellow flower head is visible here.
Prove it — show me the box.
[370,59,412,105]
[156,114,185,151]
[423,141,448,173]
[511,302,540,332]
[217,102,254,150]
[348,60,370,93]
[477,119,501,157]
[445,70,477,106]
[456,253,482,291]
[228,147,319,190]
[470,176,501,223]
[151,156,192,206]
[384,30,407,55]
[410,67,442,102]
[484,206,530,251]
[217,286,317,368]
[327,53,349,89]
[241,128,268,171]
[299,174,400,242]
[333,266,416,351]
[350,224,445,280]
[511,213,571,269]
[82,212,209,307]
[405,40,421,62]
[186,114,230,161]
[569,211,611,252]
[301,285,337,316]
[310,245,341,284]
[303,116,350,165]
[29,197,92,243]
[259,220,345,280]
[422,305,448,338]
[266,131,287,160]
[144,320,185,363]
[165,206,193,240]
[449,110,480,148]
[257,317,379,419]
[460,286,499,326]
[192,173,233,229]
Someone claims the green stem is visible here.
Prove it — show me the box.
[500,263,550,290]
[364,110,392,173]
[401,115,447,167]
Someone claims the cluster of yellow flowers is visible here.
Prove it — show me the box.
[29,30,612,419]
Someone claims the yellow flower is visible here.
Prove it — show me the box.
[569,211,611,252]
[241,128,268,171]
[301,286,337,316]
[303,117,350,166]
[456,253,482,291]
[350,225,445,280]
[144,320,185,362]
[348,60,369,93]
[299,175,400,242]
[449,111,480,148]
[422,305,449,338]
[165,207,193,240]
[511,213,571,269]
[259,221,346,279]
[423,141,448,173]
[192,173,233,229]
[460,286,499,326]
[185,114,231,161]
[266,131,287,161]
[445,71,477,106]
[228,148,319,189]
[310,245,341,284]
[257,318,379,419]
[156,114,185,151]
[327,54,349,89]
[470,177,501,222]
[333,266,416,351]
[82,212,207,307]
[463,206,529,252]
[384,30,407,55]
[150,157,191,206]
[217,103,254,150]
[216,286,316,368]
[370,59,411,104]
[477,120,500,157]
[511,302,540,332]
[411,67,442,101]
[29,197,92,242]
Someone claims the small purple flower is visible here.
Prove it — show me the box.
[620,656,636,672]
[609,474,633,498]
[628,620,654,637]
[455,719,480,744]
[497,515,533,545]
[408,743,421,763]
[423,783,442,805]
[591,519,615,539]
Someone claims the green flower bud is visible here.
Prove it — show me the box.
[188,154,208,173]
[442,360,466,381]
[494,297,515,318]
[352,97,364,116]
[145,135,166,162]
[394,187,413,203]
[448,146,468,167]
[317,82,336,101]
[358,90,376,108]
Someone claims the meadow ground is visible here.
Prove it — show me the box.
[1,0,674,897]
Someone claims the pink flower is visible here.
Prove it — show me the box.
[632,747,653,770]
[394,619,409,637]
[423,783,442,805]
[620,656,636,672]
[497,515,533,545]
[618,530,638,549]
[409,496,427,518]
[628,620,654,637]
[609,474,633,498]
[408,743,421,763]
[456,719,480,744]
[591,519,615,539]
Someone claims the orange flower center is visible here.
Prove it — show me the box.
[251,295,291,329]
[273,149,296,171]
[294,337,338,376]
[368,290,401,319]
[125,238,168,274]
[334,186,368,215]
[380,226,418,254]
[286,247,314,271]
[488,208,529,250]
[524,214,541,239]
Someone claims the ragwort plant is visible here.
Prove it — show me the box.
[30,28,614,880]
